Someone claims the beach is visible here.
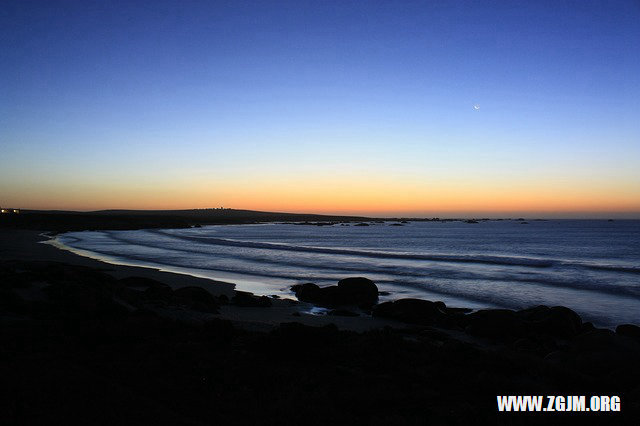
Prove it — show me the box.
[2,222,640,424]
[1,229,402,332]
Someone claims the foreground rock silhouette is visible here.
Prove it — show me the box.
[2,261,639,425]
[291,277,378,307]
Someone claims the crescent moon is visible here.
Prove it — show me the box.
[473,104,480,110]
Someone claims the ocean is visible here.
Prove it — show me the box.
[54,220,640,327]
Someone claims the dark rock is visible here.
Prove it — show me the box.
[173,286,219,313]
[42,280,128,319]
[372,299,447,325]
[566,329,640,375]
[464,309,526,340]
[616,324,640,341]
[337,277,378,306]
[354,222,369,226]
[0,288,27,314]
[120,277,172,302]
[445,307,473,315]
[291,278,379,308]
[572,328,617,351]
[579,321,596,335]
[291,283,321,303]
[328,309,359,317]
[232,291,272,307]
[516,305,582,338]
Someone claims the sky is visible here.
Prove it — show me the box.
[1,0,639,217]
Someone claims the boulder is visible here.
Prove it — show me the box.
[291,278,379,308]
[42,280,128,319]
[516,305,582,338]
[173,286,219,313]
[328,309,359,317]
[232,291,272,307]
[616,324,640,341]
[119,277,172,302]
[464,309,526,340]
[372,298,447,325]
[291,283,321,303]
[337,277,378,306]
[567,329,640,375]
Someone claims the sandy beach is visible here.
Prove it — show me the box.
[2,224,640,424]
[1,229,401,332]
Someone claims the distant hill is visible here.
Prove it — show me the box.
[1,208,381,232]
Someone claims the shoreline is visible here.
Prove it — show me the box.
[45,223,640,328]
[3,227,640,423]
[1,229,402,332]
[1,229,237,296]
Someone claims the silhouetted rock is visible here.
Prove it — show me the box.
[290,283,321,303]
[291,278,379,307]
[173,286,219,313]
[617,324,640,341]
[3,260,640,425]
[143,282,172,301]
[43,279,128,318]
[328,309,359,317]
[565,328,640,375]
[0,288,27,313]
[354,222,369,226]
[372,298,447,325]
[516,305,582,338]
[464,309,526,340]
[232,291,272,307]
[337,277,378,306]
[120,276,172,302]
[579,321,596,335]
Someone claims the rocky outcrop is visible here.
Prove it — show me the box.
[616,323,640,341]
[464,309,526,340]
[173,286,219,313]
[291,277,378,307]
[231,291,272,307]
[372,298,448,325]
[515,305,582,338]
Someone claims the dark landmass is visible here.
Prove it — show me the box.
[0,209,378,233]
[2,257,639,424]
[1,208,559,233]
[2,219,638,424]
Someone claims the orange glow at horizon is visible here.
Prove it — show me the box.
[4,173,639,218]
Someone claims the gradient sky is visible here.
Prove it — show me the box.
[2,0,639,217]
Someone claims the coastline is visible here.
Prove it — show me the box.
[1,229,401,332]
[2,227,640,423]
[1,229,237,296]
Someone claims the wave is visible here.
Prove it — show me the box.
[150,230,557,268]
[584,264,640,275]
[60,231,640,299]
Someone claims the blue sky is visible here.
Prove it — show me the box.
[1,1,639,216]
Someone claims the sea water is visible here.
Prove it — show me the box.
[55,220,640,327]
